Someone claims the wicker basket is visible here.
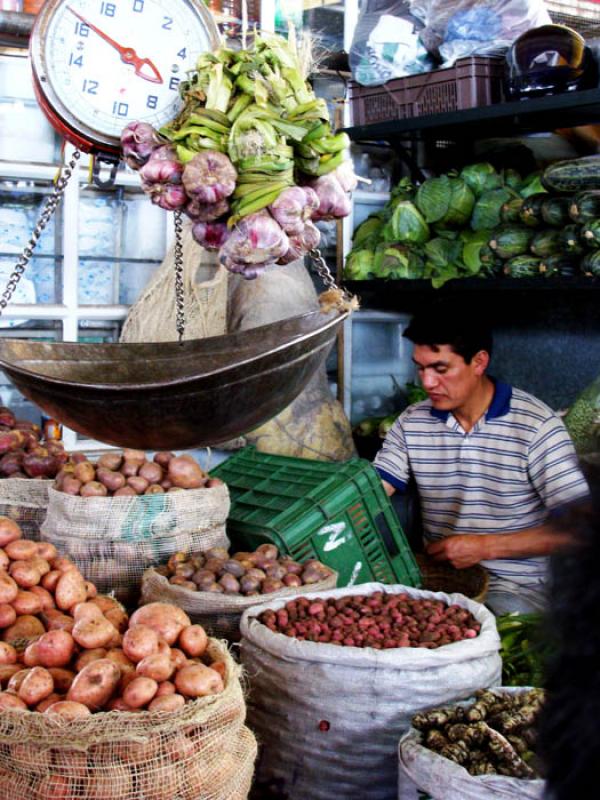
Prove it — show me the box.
[415,553,489,604]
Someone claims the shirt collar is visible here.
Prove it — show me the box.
[429,377,513,422]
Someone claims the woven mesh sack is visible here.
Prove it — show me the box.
[0,478,50,540]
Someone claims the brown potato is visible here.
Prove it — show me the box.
[114,486,137,496]
[127,475,149,494]
[168,455,206,489]
[96,468,126,492]
[153,451,174,468]
[67,659,121,710]
[74,461,96,484]
[123,448,146,465]
[174,663,224,698]
[139,461,163,484]
[97,452,123,472]
[18,666,54,706]
[145,484,165,495]
[80,481,108,498]
[120,460,140,478]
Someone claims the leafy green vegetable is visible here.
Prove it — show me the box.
[344,249,375,280]
[352,214,385,248]
[497,613,549,687]
[471,188,513,231]
[518,172,548,198]
[564,373,600,453]
[416,176,451,223]
[389,201,430,244]
[459,162,499,197]
[501,168,522,190]
[461,230,492,273]
[438,178,475,228]
[373,243,425,279]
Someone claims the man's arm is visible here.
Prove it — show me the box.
[381,479,396,497]
[426,524,575,570]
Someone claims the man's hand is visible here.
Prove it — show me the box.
[425,535,489,569]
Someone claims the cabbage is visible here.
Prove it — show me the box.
[352,213,384,248]
[389,201,430,244]
[564,374,600,454]
[471,188,513,231]
[502,168,522,190]
[345,248,375,280]
[461,230,492,274]
[519,172,548,199]
[416,176,451,223]
[373,243,425,279]
[459,163,499,197]
[438,178,475,228]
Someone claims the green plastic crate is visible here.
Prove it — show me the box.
[213,447,421,588]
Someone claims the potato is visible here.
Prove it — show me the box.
[123,676,158,708]
[36,541,58,561]
[148,693,186,713]
[85,580,98,599]
[122,624,159,663]
[153,451,174,468]
[139,461,163,484]
[0,691,27,711]
[97,452,123,471]
[0,549,8,571]
[0,603,16,629]
[89,595,123,615]
[156,680,176,696]
[123,448,146,466]
[18,666,54,706]
[3,614,45,644]
[9,561,41,589]
[83,766,134,799]
[11,589,42,616]
[114,486,137,497]
[117,736,159,764]
[50,556,78,573]
[103,607,129,633]
[29,585,55,612]
[145,484,165,495]
[35,629,76,668]
[51,748,89,779]
[209,661,226,680]
[129,603,191,646]
[175,664,224,698]
[120,460,140,478]
[0,642,17,665]
[45,700,92,720]
[73,610,118,650]
[55,569,87,610]
[0,517,22,548]
[168,455,206,489]
[256,543,279,560]
[179,625,208,658]
[127,475,149,494]
[0,664,21,687]
[105,648,135,675]
[160,730,195,762]
[35,692,63,713]
[137,766,181,800]
[29,556,51,577]
[136,653,174,683]
[81,481,108,498]
[0,570,18,604]
[23,641,41,667]
[96,468,126,492]
[168,648,188,671]
[47,667,75,693]
[61,475,83,495]
[219,573,240,594]
[42,608,74,633]
[41,569,62,592]
[74,460,96,484]
[67,659,121,710]
[106,697,136,711]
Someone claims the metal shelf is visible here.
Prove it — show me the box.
[343,88,600,142]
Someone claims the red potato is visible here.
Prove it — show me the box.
[85,581,98,599]
[116,736,160,764]
[32,776,77,800]
[51,748,89,779]
[179,625,208,658]
[5,538,38,561]
[89,595,123,614]
[36,541,58,561]
[67,659,121,710]
[9,561,41,589]
[61,476,83,495]
[7,668,30,693]
[22,641,41,667]
[96,468,126,493]
[35,692,63,713]
[0,550,8,571]
[127,475,149,494]
[0,691,27,711]
[55,569,87,610]
[73,615,118,650]
[145,484,165,495]
[123,676,159,708]
[148,693,186,712]
[123,448,146,465]
[106,697,136,711]
[18,666,54,706]
[3,614,45,644]
[42,569,62,592]
[29,555,51,576]
[42,608,75,633]
[47,668,76,693]
[45,700,92,720]
[75,648,108,672]
[29,585,56,611]
[153,451,174,468]
[122,624,159,663]
[80,481,108,497]
[129,602,191,646]
[0,517,22,548]
[0,642,17,665]
[11,590,43,616]
[105,648,135,675]
[209,661,226,681]
[168,455,206,489]
[136,653,174,683]
[71,453,88,465]
[169,648,188,671]
[114,486,137,496]
[174,663,224,698]
[139,461,163,484]
[50,556,77,573]
[0,664,21,687]
[0,603,16,629]
[97,452,123,472]
[35,629,76,668]
[74,461,96,484]
[0,571,18,604]
[155,680,176,696]
[103,606,129,633]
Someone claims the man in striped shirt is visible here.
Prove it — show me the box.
[374,306,589,614]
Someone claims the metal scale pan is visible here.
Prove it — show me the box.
[0,310,347,450]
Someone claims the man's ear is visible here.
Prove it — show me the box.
[472,350,490,376]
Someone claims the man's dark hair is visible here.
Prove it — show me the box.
[402,303,493,363]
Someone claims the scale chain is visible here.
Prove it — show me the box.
[308,247,339,291]
[0,150,81,316]
[173,210,186,343]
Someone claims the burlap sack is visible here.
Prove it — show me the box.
[120,223,228,344]
[0,478,49,540]
[141,567,338,642]
[0,639,257,800]
[240,583,502,800]
[41,485,230,607]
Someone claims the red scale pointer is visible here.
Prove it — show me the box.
[68,6,163,84]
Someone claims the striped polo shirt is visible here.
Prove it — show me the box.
[374,380,590,586]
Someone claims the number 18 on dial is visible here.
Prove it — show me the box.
[30,0,220,154]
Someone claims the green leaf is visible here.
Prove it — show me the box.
[416,176,451,224]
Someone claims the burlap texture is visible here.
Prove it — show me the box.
[0,478,50,540]
[141,567,338,642]
[120,223,228,344]
[41,485,230,607]
[0,640,257,800]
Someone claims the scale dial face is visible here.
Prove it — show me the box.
[30,0,220,153]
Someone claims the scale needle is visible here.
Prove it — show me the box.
[67,6,163,84]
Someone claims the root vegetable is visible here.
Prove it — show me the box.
[73,615,117,650]
[0,664,20,686]
[97,452,123,471]
[123,449,146,466]
[0,571,18,604]
[219,573,240,594]
[145,484,165,495]
[123,624,160,662]
[11,590,42,616]
[154,451,174,468]
[42,609,74,633]
[156,680,176,696]
[136,652,174,682]
[114,486,137,496]
[0,642,17,665]
[129,603,191,646]
[127,475,149,494]
[0,603,16,628]
[80,481,108,497]
[9,561,41,589]
[175,663,223,698]
[62,476,83,495]
[74,461,96,484]
[139,461,163,484]
[18,666,54,706]
[168,456,206,489]
[47,668,75,693]
[35,692,63,713]
[178,625,208,658]
[148,693,186,712]
[123,675,159,708]
[5,538,37,560]
[0,691,27,711]
[44,700,92,719]
[35,630,75,668]
[96,468,126,492]
[67,659,121,710]
[55,569,87,610]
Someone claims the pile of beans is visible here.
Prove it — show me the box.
[258,592,481,649]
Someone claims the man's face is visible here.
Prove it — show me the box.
[412,344,487,411]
